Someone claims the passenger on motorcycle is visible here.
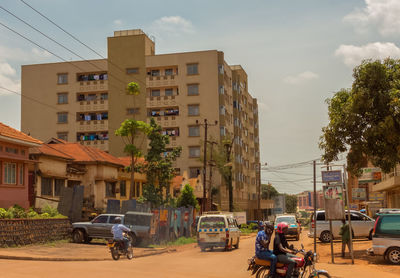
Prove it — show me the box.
[111,217,131,253]
[273,222,297,278]
[255,221,277,278]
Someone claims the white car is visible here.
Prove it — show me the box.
[308,210,375,243]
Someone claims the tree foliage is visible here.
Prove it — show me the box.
[261,183,279,199]
[138,118,182,207]
[285,194,298,214]
[177,184,199,209]
[320,58,400,175]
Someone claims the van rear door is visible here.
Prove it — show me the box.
[198,216,227,243]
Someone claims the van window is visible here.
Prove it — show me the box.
[376,215,400,236]
[316,212,325,221]
[199,217,226,229]
[228,218,236,228]
[276,216,296,224]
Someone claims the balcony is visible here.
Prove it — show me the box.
[150,116,178,128]
[78,80,108,92]
[146,95,177,108]
[146,75,177,87]
[77,120,108,132]
[81,140,109,151]
[372,173,400,192]
[78,99,108,112]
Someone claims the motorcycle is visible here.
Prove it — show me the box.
[107,233,133,261]
[247,244,331,278]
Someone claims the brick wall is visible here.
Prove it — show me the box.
[0,218,71,247]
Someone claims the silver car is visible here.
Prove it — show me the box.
[368,213,400,264]
[308,210,375,243]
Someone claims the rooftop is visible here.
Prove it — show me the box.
[0,122,42,146]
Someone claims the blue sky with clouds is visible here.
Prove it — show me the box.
[1,0,399,193]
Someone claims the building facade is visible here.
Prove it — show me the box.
[297,190,324,211]
[21,29,261,215]
[0,122,42,208]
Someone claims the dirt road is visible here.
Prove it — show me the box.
[0,231,399,278]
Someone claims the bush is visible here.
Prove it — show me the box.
[0,205,66,219]
[8,205,27,218]
[27,208,39,218]
[0,208,7,219]
[41,205,59,217]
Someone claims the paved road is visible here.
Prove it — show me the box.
[1,232,400,278]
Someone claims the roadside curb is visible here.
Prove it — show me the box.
[0,248,175,262]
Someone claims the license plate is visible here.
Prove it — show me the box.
[107,242,116,247]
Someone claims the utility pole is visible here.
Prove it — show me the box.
[224,140,234,212]
[313,160,317,256]
[207,141,218,211]
[257,162,261,219]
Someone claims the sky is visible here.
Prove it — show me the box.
[1,0,399,194]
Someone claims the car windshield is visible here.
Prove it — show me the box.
[199,217,226,229]
[276,217,296,224]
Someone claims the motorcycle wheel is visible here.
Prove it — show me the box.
[255,266,270,278]
[126,246,133,260]
[309,273,330,278]
[111,248,120,261]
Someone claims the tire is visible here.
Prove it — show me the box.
[111,248,120,260]
[126,246,133,260]
[319,231,332,243]
[309,272,331,278]
[84,236,92,244]
[225,239,233,251]
[255,266,270,278]
[72,229,84,243]
[234,238,240,249]
[368,230,373,240]
[386,247,400,265]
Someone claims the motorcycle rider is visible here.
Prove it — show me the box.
[273,222,296,278]
[111,217,131,253]
[255,221,277,278]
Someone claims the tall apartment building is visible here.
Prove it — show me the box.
[21,29,261,215]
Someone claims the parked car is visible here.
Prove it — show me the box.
[71,212,153,246]
[274,214,301,241]
[367,212,400,264]
[308,210,375,243]
[197,212,240,251]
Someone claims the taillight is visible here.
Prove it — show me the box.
[373,216,379,235]
[311,220,315,229]
[226,231,229,239]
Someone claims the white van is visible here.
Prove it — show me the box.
[197,212,240,251]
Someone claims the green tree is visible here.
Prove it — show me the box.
[261,183,279,199]
[139,118,181,207]
[285,194,298,213]
[320,59,400,175]
[177,184,199,209]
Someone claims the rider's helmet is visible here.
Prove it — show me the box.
[276,222,289,234]
[114,217,122,224]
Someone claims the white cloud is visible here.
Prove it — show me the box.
[150,16,194,37]
[113,19,122,26]
[0,46,52,62]
[344,0,400,36]
[31,48,51,58]
[335,42,400,67]
[283,71,319,84]
[0,62,20,94]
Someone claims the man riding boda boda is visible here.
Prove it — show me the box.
[273,222,297,278]
[255,221,277,278]
[111,217,131,253]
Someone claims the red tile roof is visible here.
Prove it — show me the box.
[0,122,42,145]
[30,144,73,160]
[118,156,146,167]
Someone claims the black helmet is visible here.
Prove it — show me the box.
[264,221,274,231]
[114,217,122,224]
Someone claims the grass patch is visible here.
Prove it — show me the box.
[148,236,197,248]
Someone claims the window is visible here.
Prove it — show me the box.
[220,127,226,136]
[92,215,108,224]
[4,163,16,184]
[151,90,160,97]
[120,181,126,197]
[18,164,24,185]
[100,93,108,100]
[127,108,140,115]
[187,63,198,75]
[189,146,200,158]
[57,112,68,123]
[151,70,160,76]
[165,88,173,96]
[187,84,199,96]
[126,68,139,74]
[188,105,199,116]
[316,212,325,221]
[189,167,201,178]
[376,215,400,236]
[165,68,173,76]
[57,93,68,104]
[5,147,18,154]
[57,132,68,141]
[106,182,116,198]
[41,177,53,195]
[57,73,68,84]
[188,126,200,137]
[135,182,140,198]
[54,179,64,196]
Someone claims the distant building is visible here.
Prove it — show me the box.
[297,190,324,211]
[0,122,42,208]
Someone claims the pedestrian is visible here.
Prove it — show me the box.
[339,219,350,257]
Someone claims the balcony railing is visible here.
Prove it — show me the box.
[146,74,177,87]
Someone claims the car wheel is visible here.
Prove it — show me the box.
[72,229,84,243]
[368,230,373,240]
[234,238,240,249]
[319,231,332,243]
[386,247,400,265]
[84,236,92,244]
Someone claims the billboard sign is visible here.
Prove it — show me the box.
[369,192,385,201]
[358,168,382,184]
[352,188,367,200]
[323,185,345,220]
[321,170,342,183]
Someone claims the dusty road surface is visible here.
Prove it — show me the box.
[1,231,399,278]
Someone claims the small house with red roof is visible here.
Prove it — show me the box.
[0,122,42,209]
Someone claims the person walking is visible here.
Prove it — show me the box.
[339,219,350,257]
